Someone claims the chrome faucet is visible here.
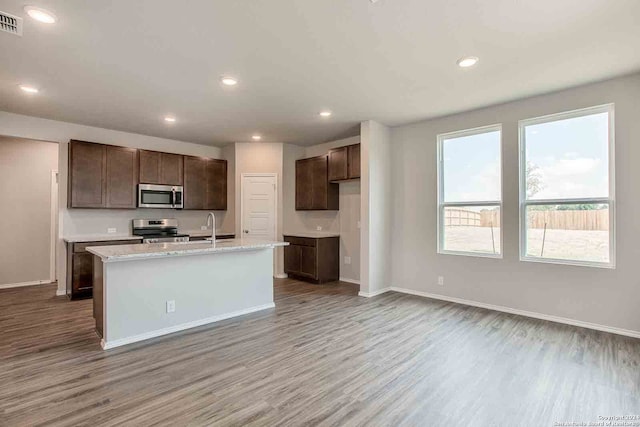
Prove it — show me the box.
[206,212,216,247]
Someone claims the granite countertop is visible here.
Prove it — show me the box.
[63,234,143,243]
[64,230,233,243]
[87,238,288,262]
[283,231,340,239]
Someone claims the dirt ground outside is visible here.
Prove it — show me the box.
[443,226,609,263]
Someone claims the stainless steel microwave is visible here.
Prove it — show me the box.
[138,184,184,209]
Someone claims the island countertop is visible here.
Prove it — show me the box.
[87,238,288,262]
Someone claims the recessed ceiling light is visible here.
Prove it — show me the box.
[457,56,479,68]
[19,85,39,94]
[164,116,176,123]
[319,111,332,117]
[221,76,238,86]
[252,135,262,141]
[24,6,57,24]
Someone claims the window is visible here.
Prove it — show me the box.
[519,105,614,268]
[437,125,502,257]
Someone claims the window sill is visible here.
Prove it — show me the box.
[520,255,615,269]
[438,250,503,260]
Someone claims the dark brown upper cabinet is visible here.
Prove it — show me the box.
[139,150,184,185]
[184,156,228,210]
[206,159,227,210]
[105,146,138,208]
[68,140,137,209]
[347,143,360,179]
[69,140,226,210]
[328,143,360,182]
[68,140,107,208]
[295,155,339,210]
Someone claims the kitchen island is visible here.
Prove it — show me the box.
[88,238,287,350]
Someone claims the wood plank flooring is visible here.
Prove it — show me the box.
[1,279,639,426]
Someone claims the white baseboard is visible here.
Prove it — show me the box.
[56,288,67,296]
[358,287,391,298]
[0,279,54,290]
[339,277,360,285]
[274,273,288,279]
[101,302,276,350]
[390,286,640,340]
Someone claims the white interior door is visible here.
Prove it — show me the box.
[242,174,276,240]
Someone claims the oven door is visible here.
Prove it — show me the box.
[138,184,181,209]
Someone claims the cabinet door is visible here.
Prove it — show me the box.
[72,252,94,294]
[106,146,138,208]
[160,153,184,185]
[68,140,106,208]
[300,246,317,278]
[183,156,206,209]
[206,159,227,210]
[310,156,328,209]
[328,146,348,181]
[348,144,361,179]
[138,149,161,184]
[284,244,302,274]
[295,158,313,210]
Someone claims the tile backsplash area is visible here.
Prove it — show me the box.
[63,209,231,236]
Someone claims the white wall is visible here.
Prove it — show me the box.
[0,137,58,286]
[360,121,392,295]
[338,181,361,282]
[390,73,640,334]
[282,136,362,282]
[234,142,285,276]
[0,111,226,295]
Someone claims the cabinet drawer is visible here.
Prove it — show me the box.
[73,239,141,253]
[283,236,317,247]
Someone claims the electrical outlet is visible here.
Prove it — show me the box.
[200,225,207,230]
[107,228,116,234]
[344,256,351,265]
[438,276,444,286]
[166,300,175,313]
[316,226,322,231]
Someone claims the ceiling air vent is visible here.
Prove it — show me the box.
[0,11,23,36]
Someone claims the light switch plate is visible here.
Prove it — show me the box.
[201,225,207,230]
[438,276,444,286]
[344,256,351,265]
[166,300,176,313]
[107,228,116,234]
[316,226,322,231]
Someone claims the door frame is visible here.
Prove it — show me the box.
[240,173,278,240]
[50,170,59,283]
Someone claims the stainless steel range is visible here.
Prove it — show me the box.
[132,219,189,243]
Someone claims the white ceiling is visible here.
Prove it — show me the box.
[0,0,639,146]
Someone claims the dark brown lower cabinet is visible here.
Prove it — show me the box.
[283,235,339,284]
[66,239,142,300]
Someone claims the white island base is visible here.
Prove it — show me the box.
[90,240,285,350]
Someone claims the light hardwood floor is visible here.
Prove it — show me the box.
[1,279,639,426]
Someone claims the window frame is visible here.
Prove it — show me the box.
[437,124,503,259]
[518,104,616,269]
